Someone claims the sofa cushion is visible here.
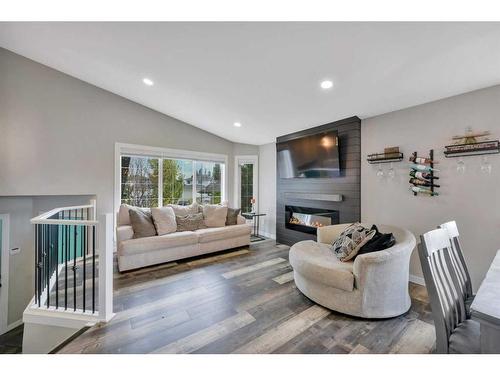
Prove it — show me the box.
[195,224,251,243]
[167,202,200,216]
[176,213,206,232]
[202,204,228,227]
[226,208,241,226]
[119,231,199,256]
[117,225,134,243]
[129,208,157,238]
[151,206,177,235]
[289,240,355,292]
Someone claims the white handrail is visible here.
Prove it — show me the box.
[30,200,97,226]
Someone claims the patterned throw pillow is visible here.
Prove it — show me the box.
[331,223,376,262]
[176,213,206,232]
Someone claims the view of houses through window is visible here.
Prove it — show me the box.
[121,155,224,207]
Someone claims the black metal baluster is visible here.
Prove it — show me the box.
[73,223,77,311]
[46,224,50,308]
[83,225,86,312]
[65,210,69,310]
[38,224,42,307]
[34,224,38,307]
[55,224,59,309]
[92,225,95,314]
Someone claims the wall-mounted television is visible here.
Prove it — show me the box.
[277,130,340,178]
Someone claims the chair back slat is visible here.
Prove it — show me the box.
[439,221,473,299]
[418,228,467,353]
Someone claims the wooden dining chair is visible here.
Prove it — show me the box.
[418,228,480,354]
[439,221,474,316]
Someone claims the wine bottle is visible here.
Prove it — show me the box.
[409,164,439,172]
[409,155,438,164]
[411,186,439,196]
[409,170,440,180]
[409,178,440,188]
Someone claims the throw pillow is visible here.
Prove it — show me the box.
[225,208,241,226]
[151,206,177,235]
[176,213,206,232]
[331,223,376,262]
[357,225,396,255]
[202,204,228,227]
[129,208,157,238]
[167,202,200,216]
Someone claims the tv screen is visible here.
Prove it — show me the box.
[277,130,340,178]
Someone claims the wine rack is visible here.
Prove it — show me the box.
[409,149,439,197]
[367,151,404,164]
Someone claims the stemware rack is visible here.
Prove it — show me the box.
[367,152,404,164]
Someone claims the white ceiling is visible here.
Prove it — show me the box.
[1,22,500,145]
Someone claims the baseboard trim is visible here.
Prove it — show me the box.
[7,319,23,331]
[259,231,276,240]
[409,274,425,286]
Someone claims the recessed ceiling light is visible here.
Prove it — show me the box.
[142,78,154,86]
[320,80,333,90]
[233,122,242,128]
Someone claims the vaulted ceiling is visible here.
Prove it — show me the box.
[1,22,500,144]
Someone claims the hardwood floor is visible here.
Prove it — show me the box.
[58,240,435,354]
[0,324,23,354]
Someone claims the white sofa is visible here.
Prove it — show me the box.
[116,208,251,272]
[289,223,416,318]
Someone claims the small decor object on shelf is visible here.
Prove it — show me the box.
[409,150,439,197]
[444,127,500,158]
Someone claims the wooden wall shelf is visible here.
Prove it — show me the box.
[367,152,404,164]
[444,140,500,158]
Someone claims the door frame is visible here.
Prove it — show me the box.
[233,155,259,212]
[0,214,10,335]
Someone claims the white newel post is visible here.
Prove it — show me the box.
[98,213,114,322]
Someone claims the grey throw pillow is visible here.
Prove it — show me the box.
[129,208,157,238]
[331,223,376,262]
[176,213,206,232]
[226,208,241,225]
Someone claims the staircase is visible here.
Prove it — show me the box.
[22,201,114,353]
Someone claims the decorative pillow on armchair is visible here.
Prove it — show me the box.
[331,223,376,262]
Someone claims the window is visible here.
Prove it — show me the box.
[234,155,258,214]
[196,161,222,204]
[162,159,194,205]
[121,156,159,207]
[240,164,254,213]
[120,154,225,207]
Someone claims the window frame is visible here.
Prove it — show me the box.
[115,143,228,220]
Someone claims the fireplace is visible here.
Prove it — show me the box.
[285,205,339,235]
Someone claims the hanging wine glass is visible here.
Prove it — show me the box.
[387,162,395,179]
[376,165,384,178]
[481,155,492,174]
[456,158,466,174]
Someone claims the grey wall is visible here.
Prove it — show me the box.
[361,85,500,289]
[275,117,361,245]
[0,47,258,214]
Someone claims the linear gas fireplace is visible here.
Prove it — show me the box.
[285,205,339,235]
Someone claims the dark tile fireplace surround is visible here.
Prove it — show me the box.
[276,116,361,246]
